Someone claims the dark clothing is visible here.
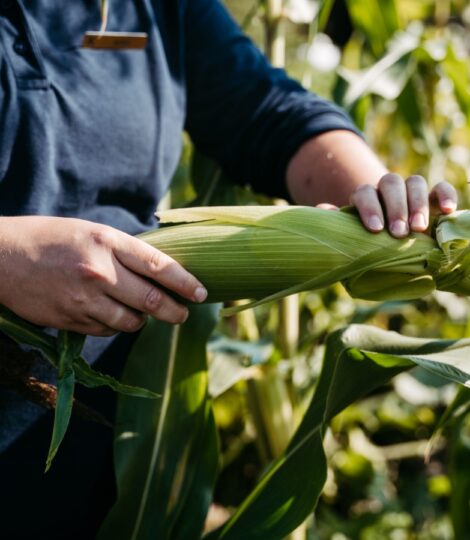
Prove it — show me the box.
[0,333,136,540]
[0,0,358,537]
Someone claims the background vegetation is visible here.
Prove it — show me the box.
[2,2,470,539]
[166,1,470,538]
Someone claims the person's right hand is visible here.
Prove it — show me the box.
[0,216,207,336]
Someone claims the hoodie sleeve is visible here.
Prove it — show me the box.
[184,0,361,199]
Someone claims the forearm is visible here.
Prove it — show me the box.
[286,130,388,206]
[285,129,457,238]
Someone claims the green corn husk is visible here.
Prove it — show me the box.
[139,206,470,316]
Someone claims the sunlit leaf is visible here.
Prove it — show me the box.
[441,44,470,125]
[0,305,157,399]
[45,331,85,471]
[171,403,220,540]
[208,336,273,397]
[206,325,470,539]
[73,356,158,398]
[336,30,420,107]
[99,304,219,540]
[345,0,400,55]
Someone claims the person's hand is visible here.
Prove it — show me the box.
[350,174,458,238]
[0,216,208,336]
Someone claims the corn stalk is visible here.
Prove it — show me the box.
[256,3,302,536]
[265,0,285,67]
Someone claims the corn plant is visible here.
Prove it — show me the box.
[3,1,470,538]
[107,1,470,537]
[97,205,470,539]
[99,0,470,536]
[97,300,470,540]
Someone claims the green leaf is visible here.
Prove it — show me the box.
[450,414,470,537]
[171,402,220,540]
[345,0,400,56]
[317,0,335,32]
[336,30,419,108]
[99,304,219,540]
[0,306,58,367]
[441,44,470,125]
[396,77,426,139]
[73,356,159,398]
[45,331,85,471]
[425,385,470,460]
[0,305,156,398]
[208,335,273,397]
[351,300,408,324]
[58,330,86,360]
[206,325,470,539]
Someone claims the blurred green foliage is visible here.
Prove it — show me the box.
[176,1,470,538]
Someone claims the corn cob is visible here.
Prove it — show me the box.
[139,206,469,315]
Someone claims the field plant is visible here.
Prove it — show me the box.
[2,1,470,539]
[103,1,470,538]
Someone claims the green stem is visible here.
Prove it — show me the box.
[265,0,285,67]
[279,294,299,360]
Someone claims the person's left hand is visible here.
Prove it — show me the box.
[349,174,458,238]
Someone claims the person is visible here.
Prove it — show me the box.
[0,0,457,538]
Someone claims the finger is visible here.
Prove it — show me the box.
[105,260,189,324]
[429,181,458,214]
[316,203,339,211]
[112,232,207,303]
[62,317,117,337]
[406,175,429,232]
[378,173,409,238]
[350,184,384,232]
[87,295,149,333]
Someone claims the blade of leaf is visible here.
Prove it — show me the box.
[441,44,470,125]
[204,326,410,539]
[73,356,159,398]
[171,402,220,540]
[208,336,272,398]
[345,0,400,55]
[206,325,470,539]
[99,303,219,540]
[425,385,470,461]
[45,331,85,471]
[0,306,157,399]
[336,30,419,108]
[317,0,335,32]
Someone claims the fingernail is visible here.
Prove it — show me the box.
[367,215,383,231]
[442,199,456,212]
[410,212,427,230]
[390,219,408,237]
[194,286,208,303]
[181,308,189,323]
